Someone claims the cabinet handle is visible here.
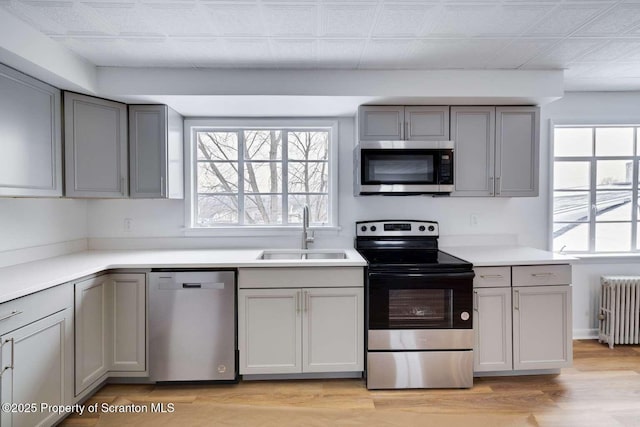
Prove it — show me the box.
[121,177,126,195]
[405,121,409,139]
[514,290,520,310]
[473,291,478,311]
[304,291,309,312]
[489,176,494,196]
[480,274,503,279]
[496,176,501,196]
[160,176,165,197]
[531,272,554,278]
[296,291,301,313]
[0,311,22,322]
[1,338,14,376]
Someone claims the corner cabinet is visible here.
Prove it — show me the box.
[358,105,449,141]
[129,105,184,199]
[0,284,73,427]
[0,63,62,197]
[64,92,128,198]
[74,273,146,396]
[473,264,572,375]
[237,268,364,376]
[451,106,539,197]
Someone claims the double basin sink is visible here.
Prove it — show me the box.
[258,249,347,260]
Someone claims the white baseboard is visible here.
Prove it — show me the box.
[573,329,598,340]
[0,239,88,269]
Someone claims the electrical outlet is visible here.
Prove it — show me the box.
[470,214,479,227]
[124,218,133,233]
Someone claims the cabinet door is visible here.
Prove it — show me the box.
[495,107,539,197]
[110,274,146,373]
[405,106,449,140]
[302,287,364,373]
[129,105,166,198]
[238,288,301,374]
[1,309,72,427]
[473,287,512,373]
[0,63,62,197]
[513,285,572,370]
[358,106,404,140]
[64,92,128,198]
[450,107,496,196]
[75,276,109,395]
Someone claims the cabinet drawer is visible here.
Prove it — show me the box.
[474,267,511,288]
[239,268,363,289]
[512,265,571,286]
[0,284,72,335]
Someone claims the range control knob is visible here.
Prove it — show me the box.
[428,225,435,232]
[461,312,470,321]
[360,225,367,232]
[419,225,426,232]
[370,225,377,232]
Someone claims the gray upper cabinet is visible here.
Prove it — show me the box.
[358,105,450,141]
[452,105,539,197]
[405,106,449,140]
[495,107,539,197]
[451,107,495,197]
[358,106,404,140]
[129,105,184,199]
[64,92,128,198]
[0,63,62,197]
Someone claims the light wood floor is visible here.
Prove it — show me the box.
[60,340,640,427]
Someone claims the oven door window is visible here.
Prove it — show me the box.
[362,150,436,185]
[368,272,473,329]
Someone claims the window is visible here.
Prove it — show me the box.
[552,125,640,253]
[185,119,337,230]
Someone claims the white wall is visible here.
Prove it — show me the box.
[0,199,88,266]
[546,91,640,338]
[88,117,547,249]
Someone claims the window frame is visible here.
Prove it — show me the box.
[184,118,339,235]
[550,122,640,254]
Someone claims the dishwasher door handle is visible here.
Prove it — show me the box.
[182,283,202,289]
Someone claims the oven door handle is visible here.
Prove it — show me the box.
[368,271,475,280]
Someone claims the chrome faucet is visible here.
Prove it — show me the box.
[302,204,315,250]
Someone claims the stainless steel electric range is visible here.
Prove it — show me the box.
[355,220,474,390]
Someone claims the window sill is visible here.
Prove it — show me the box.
[183,225,342,237]
[564,252,640,264]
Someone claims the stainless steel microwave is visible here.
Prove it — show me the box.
[354,141,454,195]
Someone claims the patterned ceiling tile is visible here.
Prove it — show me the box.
[321,2,377,37]
[142,3,215,36]
[489,38,559,68]
[203,3,264,36]
[372,3,434,37]
[523,39,605,68]
[525,4,607,37]
[171,37,227,67]
[222,38,272,66]
[578,40,640,62]
[263,4,318,37]
[359,39,416,68]
[81,2,160,37]
[270,39,316,66]
[575,3,640,36]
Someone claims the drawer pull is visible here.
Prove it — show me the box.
[531,273,554,278]
[0,311,22,322]
[473,291,478,311]
[480,274,503,279]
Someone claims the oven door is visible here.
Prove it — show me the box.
[367,271,473,330]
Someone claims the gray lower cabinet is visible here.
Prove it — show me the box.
[64,92,128,198]
[473,264,572,375]
[129,105,184,199]
[358,105,450,141]
[0,63,62,197]
[452,106,539,197]
[74,273,146,397]
[0,285,73,427]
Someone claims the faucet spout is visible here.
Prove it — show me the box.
[302,205,315,250]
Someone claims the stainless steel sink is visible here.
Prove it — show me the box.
[258,250,347,260]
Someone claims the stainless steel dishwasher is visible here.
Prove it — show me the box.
[149,270,236,382]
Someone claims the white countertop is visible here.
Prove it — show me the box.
[441,245,577,267]
[0,248,367,304]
